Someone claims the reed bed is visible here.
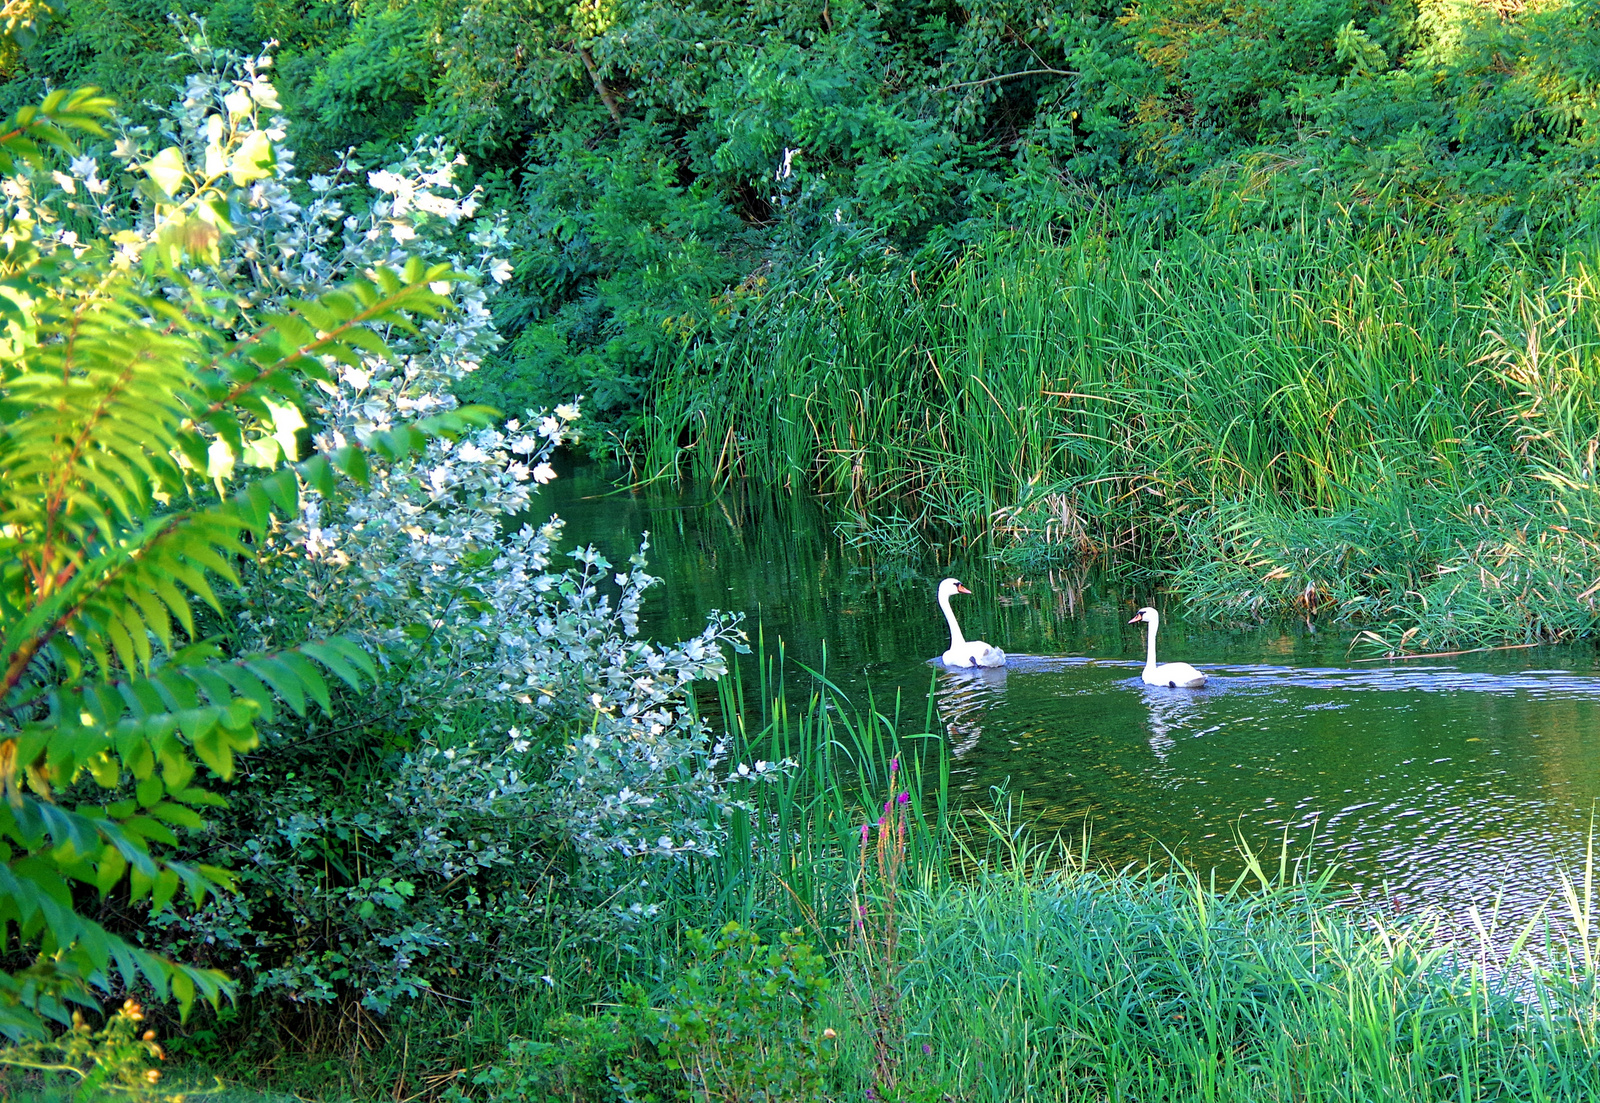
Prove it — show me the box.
[879,861,1600,1102]
[644,219,1600,647]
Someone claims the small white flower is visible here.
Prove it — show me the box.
[532,463,556,484]
[555,403,580,422]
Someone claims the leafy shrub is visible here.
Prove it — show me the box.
[12,31,759,1034]
[464,121,754,428]
[449,923,834,1103]
[0,46,495,1036]
[298,0,440,157]
[457,994,676,1103]
[659,922,834,1102]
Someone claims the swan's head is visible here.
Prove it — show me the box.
[938,578,972,599]
[1128,606,1159,625]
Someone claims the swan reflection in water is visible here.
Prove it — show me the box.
[934,665,1008,758]
[1140,683,1208,766]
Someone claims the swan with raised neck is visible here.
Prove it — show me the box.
[1129,607,1206,688]
[937,578,1006,668]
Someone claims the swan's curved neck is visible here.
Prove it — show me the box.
[939,591,967,650]
[1144,614,1159,670]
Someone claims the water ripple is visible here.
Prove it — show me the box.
[983,655,1600,699]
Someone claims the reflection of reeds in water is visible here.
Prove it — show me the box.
[933,666,1008,758]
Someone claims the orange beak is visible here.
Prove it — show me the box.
[956,584,972,594]
[1127,613,1142,623]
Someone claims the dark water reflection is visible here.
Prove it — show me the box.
[531,460,1600,927]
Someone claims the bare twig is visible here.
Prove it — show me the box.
[933,66,1076,93]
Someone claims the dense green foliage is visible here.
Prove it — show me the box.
[13,0,1600,432]
[13,0,1597,649]
[9,0,1600,1098]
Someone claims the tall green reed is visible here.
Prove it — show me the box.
[649,216,1513,532]
[674,634,953,944]
[646,214,1600,645]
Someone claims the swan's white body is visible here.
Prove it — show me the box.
[1130,607,1206,688]
[938,578,1006,668]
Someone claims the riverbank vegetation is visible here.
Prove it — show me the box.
[87,671,1600,1102]
[649,221,1600,649]
[6,0,1600,1099]
[14,0,1599,645]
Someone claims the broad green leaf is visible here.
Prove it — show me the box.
[144,146,188,199]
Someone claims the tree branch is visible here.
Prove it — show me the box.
[933,67,1077,93]
[578,46,623,122]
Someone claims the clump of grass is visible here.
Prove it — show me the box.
[645,212,1600,645]
[885,864,1590,1102]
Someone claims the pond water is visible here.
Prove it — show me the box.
[536,459,1600,929]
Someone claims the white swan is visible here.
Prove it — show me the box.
[937,578,1006,668]
[1129,607,1206,688]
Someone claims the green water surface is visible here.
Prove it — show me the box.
[535,461,1600,927]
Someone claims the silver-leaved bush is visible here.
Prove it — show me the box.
[15,25,755,1008]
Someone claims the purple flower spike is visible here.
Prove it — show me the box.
[877,816,886,827]
[890,757,899,772]
[860,824,870,845]
[898,791,911,804]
